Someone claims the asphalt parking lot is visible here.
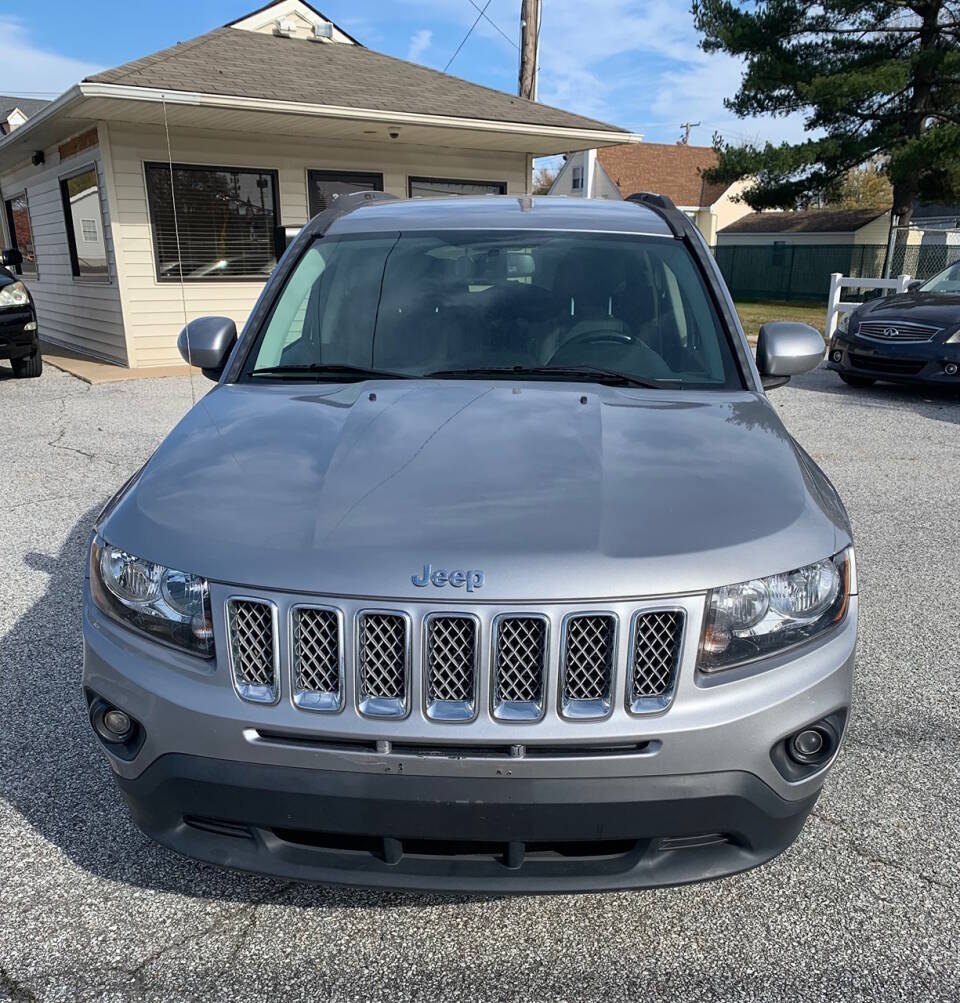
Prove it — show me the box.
[1,362,958,1003]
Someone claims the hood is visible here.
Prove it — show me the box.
[100,382,846,601]
[855,292,960,327]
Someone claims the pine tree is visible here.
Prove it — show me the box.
[692,0,960,223]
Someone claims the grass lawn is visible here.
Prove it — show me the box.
[735,301,827,343]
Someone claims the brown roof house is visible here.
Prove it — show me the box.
[717,207,891,245]
[0,0,639,368]
[548,141,753,244]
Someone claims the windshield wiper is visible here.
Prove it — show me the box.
[249,363,412,381]
[424,365,669,390]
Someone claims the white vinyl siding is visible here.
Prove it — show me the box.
[106,124,528,367]
[0,148,126,363]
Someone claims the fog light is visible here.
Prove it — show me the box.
[831,350,843,362]
[787,725,834,765]
[945,362,958,376]
[95,706,134,743]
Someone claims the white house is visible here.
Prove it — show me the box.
[549,142,753,245]
[0,1,639,368]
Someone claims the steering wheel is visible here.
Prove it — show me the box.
[547,328,634,366]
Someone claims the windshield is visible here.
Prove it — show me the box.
[920,261,960,293]
[244,230,742,389]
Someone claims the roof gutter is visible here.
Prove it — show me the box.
[76,81,642,146]
[0,85,85,155]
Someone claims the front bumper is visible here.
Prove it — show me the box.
[117,754,820,892]
[83,589,856,891]
[0,307,38,360]
[827,336,960,386]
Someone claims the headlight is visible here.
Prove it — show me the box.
[946,328,960,344]
[90,535,214,657]
[699,548,855,673]
[0,280,29,309]
[834,312,851,336]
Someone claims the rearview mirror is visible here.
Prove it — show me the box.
[756,322,825,390]
[0,247,23,268]
[906,278,924,292]
[177,316,237,380]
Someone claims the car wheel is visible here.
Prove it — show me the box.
[839,373,874,387]
[12,349,43,379]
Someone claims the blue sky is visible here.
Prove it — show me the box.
[1,0,806,148]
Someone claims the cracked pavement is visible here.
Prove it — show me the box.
[1,362,958,1002]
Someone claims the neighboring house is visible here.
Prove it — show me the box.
[715,208,894,301]
[548,142,753,244]
[717,208,891,246]
[0,96,50,136]
[0,0,638,368]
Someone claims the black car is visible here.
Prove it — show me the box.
[0,248,41,378]
[826,260,960,390]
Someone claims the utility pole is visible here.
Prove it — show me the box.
[678,121,700,145]
[519,0,541,101]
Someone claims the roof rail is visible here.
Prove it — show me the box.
[624,191,684,238]
[303,189,401,240]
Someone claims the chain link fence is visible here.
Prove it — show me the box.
[886,223,960,279]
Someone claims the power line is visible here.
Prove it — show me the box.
[444,0,493,73]
[464,0,517,49]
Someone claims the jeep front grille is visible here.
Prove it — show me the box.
[226,598,278,704]
[357,612,408,717]
[293,606,341,711]
[561,614,616,718]
[630,610,684,712]
[425,615,478,720]
[493,616,547,720]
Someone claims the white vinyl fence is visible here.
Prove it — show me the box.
[825,272,912,338]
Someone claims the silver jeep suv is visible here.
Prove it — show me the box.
[83,192,856,892]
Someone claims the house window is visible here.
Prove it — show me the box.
[80,218,98,242]
[3,191,37,275]
[571,166,583,191]
[59,166,108,279]
[307,170,383,218]
[408,177,507,198]
[144,162,280,281]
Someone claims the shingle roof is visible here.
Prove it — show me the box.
[596,142,729,207]
[85,28,626,133]
[720,208,889,235]
[0,95,50,121]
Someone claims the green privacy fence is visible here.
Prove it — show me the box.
[713,243,888,302]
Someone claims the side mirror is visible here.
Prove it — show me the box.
[756,322,825,390]
[906,278,924,292]
[177,316,237,380]
[0,247,23,268]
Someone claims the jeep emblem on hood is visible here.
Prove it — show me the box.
[412,564,485,591]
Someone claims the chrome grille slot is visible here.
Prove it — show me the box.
[857,320,941,343]
[425,614,478,721]
[226,598,278,704]
[357,612,408,717]
[630,610,683,712]
[561,614,616,718]
[293,606,341,711]
[493,615,547,721]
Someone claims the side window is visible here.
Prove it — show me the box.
[3,192,38,276]
[307,170,382,217]
[59,166,108,279]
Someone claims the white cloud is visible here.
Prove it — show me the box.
[0,15,102,98]
[406,28,433,63]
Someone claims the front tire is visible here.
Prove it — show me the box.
[839,372,874,387]
[12,349,42,379]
